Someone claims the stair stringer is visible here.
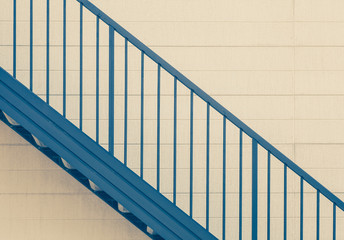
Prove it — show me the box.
[0,67,217,240]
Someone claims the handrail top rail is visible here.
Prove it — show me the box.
[77,0,344,211]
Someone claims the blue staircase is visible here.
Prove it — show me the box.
[1,0,343,239]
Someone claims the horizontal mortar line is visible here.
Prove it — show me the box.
[6,44,344,48]
[2,218,131,221]
[53,118,295,121]
[2,167,341,171]
[10,69,344,72]
[58,118,344,122]
[0,192,93,195]
[0,143,293,147]
[35,93,299,97]
[3,217,341,220]
[58,118,344,121]
[5,20,344,23]
[13,69,344,72]
[34,93,344,97]
[0,191,342,195]
[0,143,31,146]
[95,142,344,146]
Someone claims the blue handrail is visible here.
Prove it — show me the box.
[6,0,344,239]
[76,0,344,212]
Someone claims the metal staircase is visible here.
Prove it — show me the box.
[0,0,343,239]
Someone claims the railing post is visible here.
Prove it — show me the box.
[46,0,49,104]
[124,38,128,165]
[300,178,304,240]
[30,0,33,91]
[173,77,177,204]
[95,16,99,143]
[333,203,336,240]
[239,129,243,240]
[13,0,16,78]
[252,139,258,240]
[79,3,83,130]
[206,103,210,230]
[63,0,66,117]
[267,152,271,240]
[157,65,161,191]
[222,116,226,240]
[140,51,144,177]
[190,90,193,217]
[108,27,114,155]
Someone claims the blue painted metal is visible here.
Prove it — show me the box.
[239,129,243,240]
[173,77,177,204]
[206,103,210,231]
[30,0,33,91]
[267,152,271,240]
[190,91,194,217]
[252,139,258,240]
[300,178,304,240]
[76,0,344,213]
[108,27,114,155]
[124,39,128,165]
[140,51,144,178]
[284,165,287,240]
[13,0,16,78]
[46,0,49,104]
[0,66,217,240]
[156,65,161,192]
[222,116,226,240]
[79,3,83,130]
[95,16,99,144]
[317,190,320,240]
[333,203,336,240]
[4,0,344,239]
[63,0,66,117]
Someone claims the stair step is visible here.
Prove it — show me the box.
[61,158,75,169]
[147,226,158,236]
[3,112,20,126]
[32,134,48,148]
[118,203,130,213]
[89,180,102,191]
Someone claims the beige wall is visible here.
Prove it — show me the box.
[0,121,149,240]
[1,0,344,239]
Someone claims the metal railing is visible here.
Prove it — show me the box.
[8,0,344,239]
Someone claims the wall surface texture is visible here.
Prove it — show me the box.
[0,0,344,239]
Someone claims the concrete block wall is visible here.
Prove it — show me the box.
[0,121,149,239]
[0,0,344,239]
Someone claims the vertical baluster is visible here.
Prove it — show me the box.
[124,39,128,165]
[46,0,49,104]
[30,0,33,91]
[140,51,144,177]
[206,103,210,230]
[79,4,83,130]
[190,90,194,216]
[173,77,177,204]
[267,152,271,240]
[222,116,226,240]
[300,178,304,240]
[252,139,258,240]
[157,65,161,191]
[95,17,99,143]
[284,165,287,240]
[316,190,320,240]
[108,27,114,155]
[63,0,66,117]
[13,0,16,78]
[333,203,336,240]
[239,129,243,240]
